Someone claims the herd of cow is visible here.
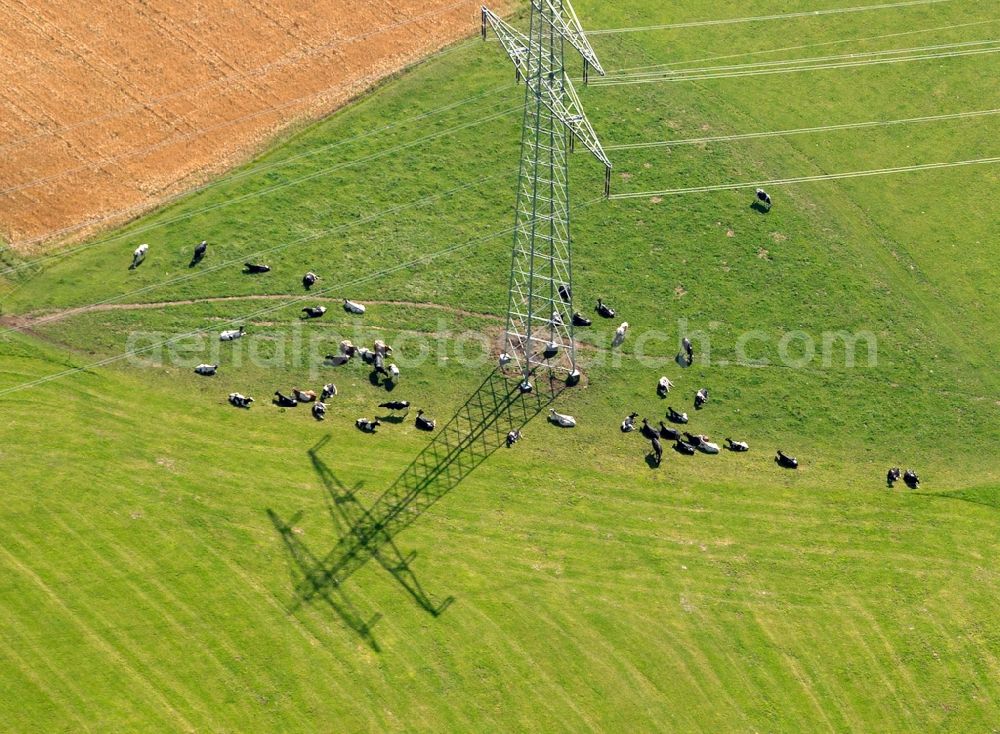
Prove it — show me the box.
[133,240,432,434]
[138,233,919,487]
[217,331,435,434]
[542,296,920,487]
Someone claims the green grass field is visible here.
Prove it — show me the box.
[1,0,998,730]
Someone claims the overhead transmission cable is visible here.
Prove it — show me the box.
[606,109,1000,150]
[607,156,1000,200]
[1,105,520,270]
[0,198,603,397]
[602,38,999,81]
[605,17,1000,74]
[0,172,509,339]
[586,0,954,35]
[591,44,1000,86]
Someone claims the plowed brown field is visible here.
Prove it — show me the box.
[0,0,512,253]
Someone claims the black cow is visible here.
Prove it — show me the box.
[666,406,689,424]
[658,421,681,441]
[674,440,696,456]
[379,400,410,411]
[640,418,659,441]
[649,436,663,466]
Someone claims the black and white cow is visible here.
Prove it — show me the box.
[755,188,772,211]
[775,450,798,469]
[356,417,381,433]
[596,299,616,319]
[190,240,207,266]
[694,387,709,410]
[666,406,689,424]
[228,392,254,409]
[725,438,749,452]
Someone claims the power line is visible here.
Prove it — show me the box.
[603,38,998,81]
[0,173,507,340]
[0,61,509,253]
[607,156,1000,199]
[606,108,1000,150]
[592,45,1000,86]
[0,236,503,396]
[1,85,514,198]
[605,17,1000,74]
[1,105,519,269]
[586,0,954,35]
[0,198,603,397]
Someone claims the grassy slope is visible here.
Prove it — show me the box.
[1,0,999,731]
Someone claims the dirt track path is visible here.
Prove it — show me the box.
[5,295,503,328]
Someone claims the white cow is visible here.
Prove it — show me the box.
[612,322,629,347]
[657,376,674,397]
[548,408,576,427]
[130,243,149,270]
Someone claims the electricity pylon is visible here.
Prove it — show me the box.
[482,1,611,388]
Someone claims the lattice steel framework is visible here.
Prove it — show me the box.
[482,1,611,384]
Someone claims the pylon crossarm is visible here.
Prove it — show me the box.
[540,75,611,170]
[482,7,530,79]
[537,0,605,76]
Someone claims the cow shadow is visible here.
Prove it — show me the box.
[750,201,770,214]
[368,371,397,391]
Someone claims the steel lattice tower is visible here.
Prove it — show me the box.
[482,1,611,387]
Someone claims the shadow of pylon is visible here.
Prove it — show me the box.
[266,508,383,652]
[288,366,562,609]
[308,435,454,617]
